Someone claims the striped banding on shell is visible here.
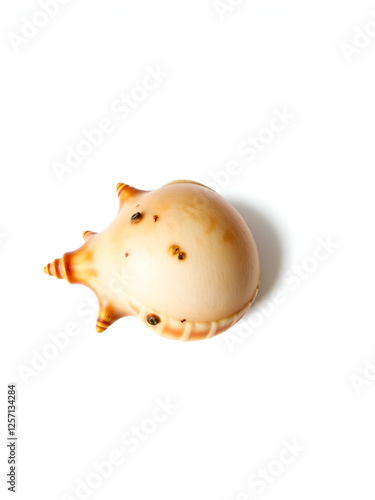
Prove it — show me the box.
[43,258,67,280]
[96,317,113,333]
[116,183,129,197]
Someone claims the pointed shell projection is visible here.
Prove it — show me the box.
[44,180,260,341]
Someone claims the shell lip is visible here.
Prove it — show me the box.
[126,276,260,342]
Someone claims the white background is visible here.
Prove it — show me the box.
[1,1,375,499]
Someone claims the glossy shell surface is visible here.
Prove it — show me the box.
[44,180,260,341]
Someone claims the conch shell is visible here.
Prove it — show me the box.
[44,180,260,341]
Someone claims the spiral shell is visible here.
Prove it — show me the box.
[44,180,260,341]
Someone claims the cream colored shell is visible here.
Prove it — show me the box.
[44,180,260,341]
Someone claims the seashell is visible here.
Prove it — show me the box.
[44,180,260,341]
